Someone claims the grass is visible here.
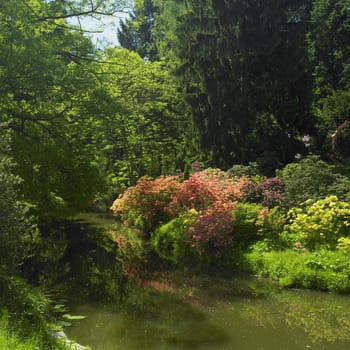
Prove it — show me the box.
[244,248,350,293]
[0,312,71,350]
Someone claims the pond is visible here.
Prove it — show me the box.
[65,271,350,350]
[61,213,350,350]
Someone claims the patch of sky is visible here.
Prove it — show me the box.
[68,11,130,49]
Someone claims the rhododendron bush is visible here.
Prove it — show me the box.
[166,169,245,216]
[241,177,284,208]
[111,169,250,268]
[111,176,180,232]
[187,202,235,260]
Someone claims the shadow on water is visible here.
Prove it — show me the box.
[22,212,120,302]
[67,287,232,350]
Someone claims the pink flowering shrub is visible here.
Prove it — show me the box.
[187,202,236,261]
[111,169,251,267]
[111,176,180,232]
[166,170,246,262]
[166,169,245,216]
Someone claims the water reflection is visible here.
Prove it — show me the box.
[66,274,350,350]
[241,289,350,344]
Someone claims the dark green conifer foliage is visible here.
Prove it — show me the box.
[118,0,160,60]
[308,0,350,156]
[154,0,315,170]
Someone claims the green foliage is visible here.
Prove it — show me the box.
[232,203,264,246]
[245,249,350,293]
[284,196,350,250]
[98,47,192,191]
[308,0,350,101]
[154,0,313,168]
[0,313,68,350]
[227,163,261,178]
[113,226,154,281]
[0,0,108,218]
[0,277,49,335]
[0,319,37,350]
[118,0,160,60]
[0,272,69,342]
[308,0,350,156]
[332,120,350,159]
[0,131,38,273]
[277,155,350,207]
[151,210,197,265]
[337,237,350,253]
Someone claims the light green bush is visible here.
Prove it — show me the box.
[256,206,286,241]
[245,249,350,293]
[232,203,264,245]
[0,312,70,350]
[337,237,350,253]
[283,196,350,250]
[151,209,197,265]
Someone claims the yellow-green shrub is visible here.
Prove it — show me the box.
[284,196,350,250]
[337,237,350,253]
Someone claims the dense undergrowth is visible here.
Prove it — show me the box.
[0,275,69,350]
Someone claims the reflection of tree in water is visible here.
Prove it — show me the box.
[72,289,231,349]
[114,272,275,349]
[24,213,118,301]
[68,273,350,350]
[133,289,231,348]
[240,289,350,344]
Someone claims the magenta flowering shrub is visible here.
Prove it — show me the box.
[187,202,236,260]
[242,177,284,208]
[165,169,246,262]
[165,169,246,261]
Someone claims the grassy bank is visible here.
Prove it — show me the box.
[0,312,69,350]
[244,248,350,293]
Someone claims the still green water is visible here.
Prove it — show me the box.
[66,273,350,350]
[65,213,350,349]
